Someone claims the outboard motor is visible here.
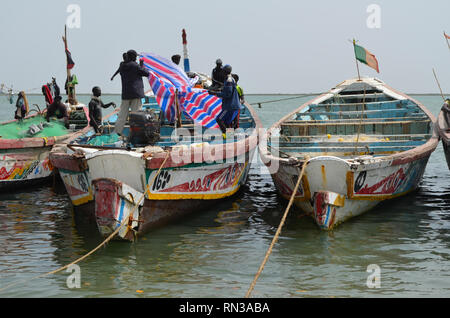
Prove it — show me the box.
[128,110,160,146]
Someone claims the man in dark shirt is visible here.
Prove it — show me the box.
[46,95,69,127]
[210,59,226,90]
[111,52,129,81]
[88,86,116,133]
[210,64,241,135]
[113,49,150,135]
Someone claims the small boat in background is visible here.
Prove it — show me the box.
[259,77,438,230]
[437,102,450,169]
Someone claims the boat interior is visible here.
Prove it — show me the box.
[271,82,433,159]
[71,98,256,149]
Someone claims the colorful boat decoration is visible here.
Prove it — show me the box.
[50,100,261,241]
[259,77,438,230]
[437,103,450,169]
[0,108,93,191]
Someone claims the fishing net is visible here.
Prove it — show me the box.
[0,116,69,139]
[87,133,120,146]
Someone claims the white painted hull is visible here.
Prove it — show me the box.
[272,154,430,229]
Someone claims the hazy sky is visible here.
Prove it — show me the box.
[0,0,449,94]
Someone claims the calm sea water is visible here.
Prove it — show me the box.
[0,93,449,298]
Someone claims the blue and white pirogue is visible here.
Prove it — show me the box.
[259,77,438,230]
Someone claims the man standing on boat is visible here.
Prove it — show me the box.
[210,64,241,135]
[210,59,226,91]
[111,53,129,81]
[88,86,116,134]
[114,49,150,136]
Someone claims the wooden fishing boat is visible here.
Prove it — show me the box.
[437,104,450,169]
[0,26,92,191]
[0,104,92,191]
[259,77,438,230]
[50,100,261,241]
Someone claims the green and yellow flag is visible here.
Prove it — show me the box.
[353,40,380,73]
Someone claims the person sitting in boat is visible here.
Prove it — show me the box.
[14,91,28,121]
[210,59,226,91]
[171,54,181,65]
[442,98,450,128]
[113,49,150,136]
[111,52,129,81]
[210,64,241,135]
[45,95,69,128]
[88,86,116,134]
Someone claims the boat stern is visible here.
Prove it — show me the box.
[93,178,143,241]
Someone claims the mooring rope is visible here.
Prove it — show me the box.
[0,151,170,293]
[245,156,310,298]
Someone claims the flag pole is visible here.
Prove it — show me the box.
[352,39,361,81]
[444,31,450,51]
[432,68,446,102]
[63,25,76,105]
[182,29,190,72]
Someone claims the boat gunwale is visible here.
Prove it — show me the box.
[50,102,262,172]
[259,78,439,167]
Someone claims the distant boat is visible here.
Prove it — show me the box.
[50,99,261,241]
[437,103,450,169]
[259,77,438,230]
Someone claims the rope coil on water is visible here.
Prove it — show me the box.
[245,156,310,298]
[0,151,170,293]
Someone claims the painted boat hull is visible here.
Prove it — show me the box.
[0,147,55,191]
[259,78,438,230]
[437,109,450,170]
[55,149,255,240]
[271,154,430,229]
[0,105,92,191]
[50,102,261,240]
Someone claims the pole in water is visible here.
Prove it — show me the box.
[182,29,190,72]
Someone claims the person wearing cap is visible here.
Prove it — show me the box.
[171,54,181,65]
[210,58,226,90]
[88,86,116,134]
[114,49,150,135]
[210,64,241,135]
